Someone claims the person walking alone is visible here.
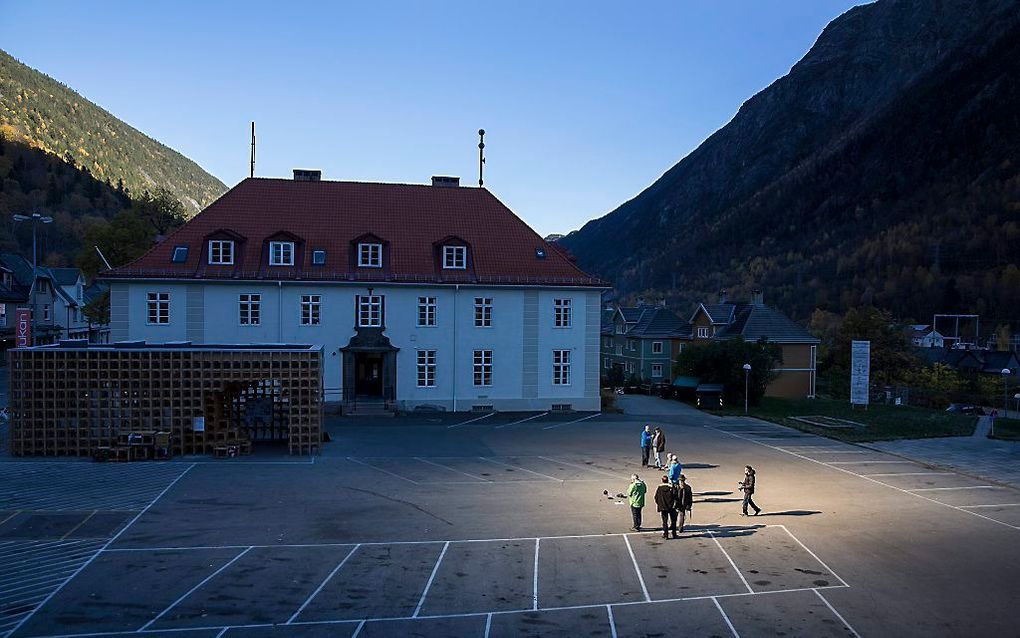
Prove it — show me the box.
[738,465,761,516]
[668,454,683,485]
[652,427,666,469]
[640,425,653,467]
[627,474,647,531]
[653,475,678,538]
[676,474,694,534]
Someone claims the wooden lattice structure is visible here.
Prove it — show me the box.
[8,343,323,457]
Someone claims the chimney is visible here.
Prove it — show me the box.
[293,169,321,181]
[751,289,764,306]
[719,288,728,304]
[431,175,460,187]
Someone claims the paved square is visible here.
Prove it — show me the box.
[2,400,1019,637]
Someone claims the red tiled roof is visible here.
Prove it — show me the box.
[103,178,605,287]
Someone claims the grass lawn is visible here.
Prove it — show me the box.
[715,396,978,442]
[990,417,1020,441]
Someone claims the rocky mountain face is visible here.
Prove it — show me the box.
[0,49,226,213]
[560,0,1020,322]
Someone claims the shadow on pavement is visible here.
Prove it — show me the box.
[757,510,822,517]
[695,490,734,496]
[696,497,742,503]
[682,523,766,538]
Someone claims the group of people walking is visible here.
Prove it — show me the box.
[628,424,763,535]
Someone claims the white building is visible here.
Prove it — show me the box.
[101,173,605,413]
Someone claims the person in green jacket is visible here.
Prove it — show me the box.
[627,474,647,531]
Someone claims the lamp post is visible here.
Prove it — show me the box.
[743,363,752,415]
[12,212,53,344]
[1003,367,1012,416]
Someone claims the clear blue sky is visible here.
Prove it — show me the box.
[2,0,868,236]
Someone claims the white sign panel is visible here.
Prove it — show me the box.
[193,416,205,432]
[850,340,870,406]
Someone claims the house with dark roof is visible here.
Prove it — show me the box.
[100,172,606,412]
[683,290,820,398]
[601,303,689,384]
[917,347,1019,376]
[0,254,106,350]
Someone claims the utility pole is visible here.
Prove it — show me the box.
[12,212,54,344]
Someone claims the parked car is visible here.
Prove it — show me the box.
[945,404,985,415]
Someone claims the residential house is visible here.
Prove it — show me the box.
[910,324,945,348]
[100,173,606,412]
[687,290,820,398]
[601,303,689,384]
[918,347,1019,376]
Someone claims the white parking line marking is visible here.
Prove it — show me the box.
[495,412,549,429]
[542,413,601,430]
[532,538,540,610]
[828,460,912,465]
[959,503,1020,509]
[413,541,449,618]
[712,597,740,638]
[415,457,490,482]
[4,464,196,638]
[287,544,360,623]
[606,604,619,638]
[351,619,366,638]
[708,531,754,594]
[484,613,493,638]
[708,425,1020,531]
[447,412,495,429]
[479,457,562,482]
[910,485,997,492]
[863,472,948,477]
[346,457,419,484]
[776,525,849,588]
[622,534,651,602]
[141,546,254,630]
[814,588,862,638]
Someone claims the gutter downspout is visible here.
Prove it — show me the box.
[277,281,283,342]
[452,284,458,412]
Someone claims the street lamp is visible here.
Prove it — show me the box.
[12,212,53,344]
[743,363,752,415]
[1003,367,1012,413]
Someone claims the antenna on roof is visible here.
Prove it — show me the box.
[477,128,486,187]
[250,122,256,178]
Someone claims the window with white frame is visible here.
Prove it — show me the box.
[301,294,321,325]
[269,241,294,266]
[358,295,383,327]
[627,362,634,373]
[0,303,6,327]
[652,364,663,378]
[417,350,436,387]
[417,296,437,327]
[553,350,571,385]
[147,292,169,324]
[604,358,610,369]
[554,298,571,327]
[208,240,234,265]
[652,341,663,354]
[358,243,382,268]
[474,297,492,327]
[443,245,467,269]
[239,294,261,325]
[697,326,709,338]
[473,349,492,386]
[628,339,637,351]
[42,304,50,321]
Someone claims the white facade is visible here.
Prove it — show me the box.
[110,280,602,412]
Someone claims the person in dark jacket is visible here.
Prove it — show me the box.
[738,465,761,516]
[640,425,652,467]
[653,475,678,538]
[675,474,694,533]
[652,427,666,469]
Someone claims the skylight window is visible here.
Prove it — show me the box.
[312,250,326,265]
[171,246,188,263]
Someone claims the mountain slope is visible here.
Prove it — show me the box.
[0,49,225,213]
[561,0,1020,321]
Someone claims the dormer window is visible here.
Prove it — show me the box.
[443,245,467,269]
[270,241,294,266]
[358,243,383,268]
[209,240,234,265]
[171,246,188,264]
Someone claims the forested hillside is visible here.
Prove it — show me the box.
[560,0,1020,324]
[0,49,225,213]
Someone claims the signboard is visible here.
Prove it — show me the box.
[850,340,870,406]
[15,307,31,348]
[192,416,205,432]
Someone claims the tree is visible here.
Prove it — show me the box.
[820,306,917,398]
[907,363,966,408]
[133,188,187,236]
[82,289,110,325]
[994,324,1012,351]
[674,337,783,406]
